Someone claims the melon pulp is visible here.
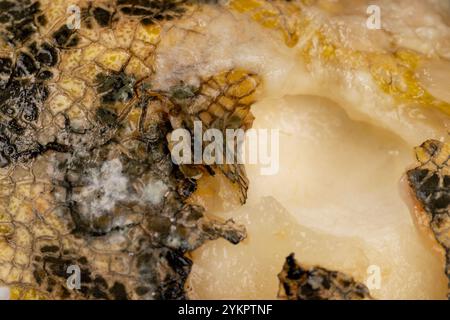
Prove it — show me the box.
[187,95,447,300]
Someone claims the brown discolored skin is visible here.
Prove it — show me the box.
[0,0,249,300]
[407,140,450,299]
[278,253,372,300]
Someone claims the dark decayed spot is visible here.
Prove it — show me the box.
[120,7,153,16]
[40,245,60,253]
[0,58,10,73]
[93,7,113,27]
[135,286,150,296]
[169,84,199,110]
[0,79,47,123]
[22,104,39,122]
[444,175,450,188]
[14,52,38,77]
[37,70,54,81]
[95,72,136,105]
[0,1,15,11]
[35,42,59,67]
[96,107,118,126]
[135,248,192,300]
[408,168,429,186]
[177,178,197,198]
[117,0,188,25]
[0,46,58,166]
[109,282,128,300]
[0,57,12,89]
[0,0,42,45]
[52,24,80,48]
[0,13,10,24]
[0,16,63,166]
[6,119,24,135]
[36,13,47,26]
[432,193,450,210]
[78,257,88,265]
[278,253,372,300]
[32,247,130,299]
[0,153,10,168]
[6,19,36,44]
[408,167,449,214]
[8,1,40,21]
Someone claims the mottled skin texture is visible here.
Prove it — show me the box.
[0,0,250,300]
[407,140,450,298]
[0,0,448,300]
[278,254,372,300]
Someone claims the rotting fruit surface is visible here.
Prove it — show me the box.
[0,0,449,300]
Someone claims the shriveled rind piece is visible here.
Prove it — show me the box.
[278,254,372,300]
[166,69,261,204]
[407,139,450,298]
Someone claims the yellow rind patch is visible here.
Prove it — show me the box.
[301,31,450,116]
[229,0,302,47]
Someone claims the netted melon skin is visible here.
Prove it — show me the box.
[0,0,252,300]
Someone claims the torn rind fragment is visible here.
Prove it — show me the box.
[278,253,372,300]
[166,69,261,204]
[407,139,450,299]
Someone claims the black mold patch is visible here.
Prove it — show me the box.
[49,96,246,299]
[81,4,115,29]
[36,13,47,26]
[135,247,192,300]
[117,0,188,25]
[32,246,128,300]
[14,52,39,77]
[52,25,80,48]
[0,57,12,89]
[109,282,128,300]
[0,36,64,167]
[34,42,59,67]
[0,0,42,45]
[0,79,47,122]
[0,62,55,165]
[95,72,136,105]
[93,7,113,27]
[407,139,450,298]
[37,69,54,81]
[40,245,60,253]
[28,41,60,68]
[0,1,15,11]
[96,107,118,126]
[278,253,372,300]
